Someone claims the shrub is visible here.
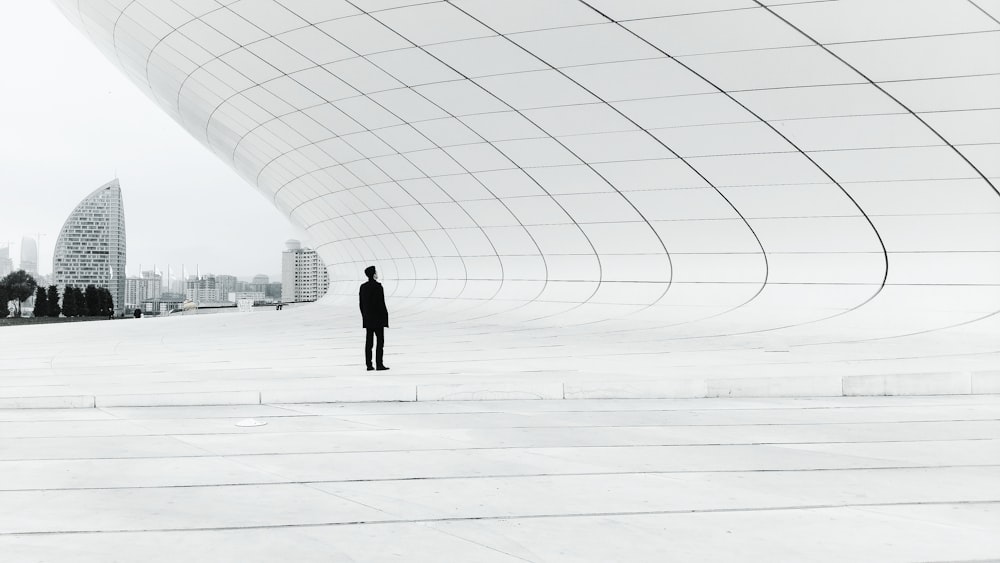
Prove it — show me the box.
[61,285,77,317]
[33,286,48,318]
[0,284,10,318]
[46,285,61,317]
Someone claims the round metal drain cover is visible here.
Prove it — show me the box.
[235,418,268,427]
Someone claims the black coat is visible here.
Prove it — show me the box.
[359,280,388,328]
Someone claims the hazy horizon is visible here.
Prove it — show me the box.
[0,3,308,281]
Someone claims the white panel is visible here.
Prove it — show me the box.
[58,0,1000,343]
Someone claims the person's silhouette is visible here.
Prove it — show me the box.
[359,265,389,371]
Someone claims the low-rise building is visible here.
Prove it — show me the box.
[228,291,266,304]
[140,294,186,316]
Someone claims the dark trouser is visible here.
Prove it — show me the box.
[365,327,384,368]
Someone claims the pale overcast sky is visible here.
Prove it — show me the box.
[0,2,304,280]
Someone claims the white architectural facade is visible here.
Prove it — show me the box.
[53,2,1000,346]
[52,179,127,315]
[282,240,330,303]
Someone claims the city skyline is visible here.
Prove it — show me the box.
[0,2,307,280]
[0,241,285,284]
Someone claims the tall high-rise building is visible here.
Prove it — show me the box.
[125,277,143,311]
[19,237,38,276]
[0,245,11,277]
[215,275,237,302]
[52,179,127,315]
[250,274,269,295]
[281,240,329,303]
[141,270,162,301]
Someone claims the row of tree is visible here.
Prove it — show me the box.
[1,269,115,319]
[33,284,115,318]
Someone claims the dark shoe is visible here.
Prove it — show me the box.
[366,366,375,371]
[376,366,390,371]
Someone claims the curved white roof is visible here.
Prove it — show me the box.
[54,1,1000,346]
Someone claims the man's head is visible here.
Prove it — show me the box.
[364,265,377,280]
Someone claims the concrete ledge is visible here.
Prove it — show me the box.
[264,385,416,404]
[843,372,972,396]
[1,372,993,409]
[94,391,261,407]
[707,376,842,398]
[565,380,706,400]
[972,371,1000,394]
[0,395,96,409]
[417,382,564,401]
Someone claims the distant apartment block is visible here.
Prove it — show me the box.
[52,179,127,315]
[216,275,237,301]
[185,275,222,303]
[265,282,282,300]
[281,240,329,303]
[125,270,162,310]
[0,246,12,277]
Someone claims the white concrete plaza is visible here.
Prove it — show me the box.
[0,394,998,561]
[1,305,999,409]
[11,1,997,559]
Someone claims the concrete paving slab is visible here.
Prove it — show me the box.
[0,456,284,490]
[0,408,116,422]
[0,395,95,409]
[785,439,1000,467]
[0,523,526,562]
[0,420,166,439]
[317,472,798,521]
[667,466,1000,506]
[0,396,995,561]
[231,449,611,482]
[173,430,467,456]
[430,420,1000,449]
[2,308,998,408]
[0,484,388,534]
[126,415,378,435]
[428,505,1000,562]
[98,405,304,420]
[94,390,261,407]
[973,371,1000,394]
[0,435,209,461]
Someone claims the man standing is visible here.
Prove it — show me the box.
[359,265,389,371]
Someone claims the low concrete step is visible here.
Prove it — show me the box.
[1,371,996,409]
